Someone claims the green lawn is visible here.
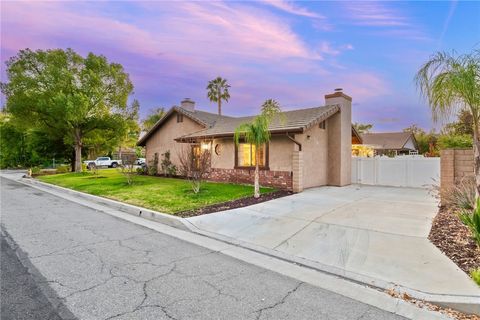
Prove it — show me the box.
[37,169,273,214]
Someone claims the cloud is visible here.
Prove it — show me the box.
[341,1,430,41]
[1,1,392,119]
[317,42,354,56]
[343,1,409,27]
[261,0,324,18]
[439,0,458,45]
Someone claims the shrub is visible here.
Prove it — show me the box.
[458,198,480,248]
[437,134,473,149]
[438,176,476,211]
[136,166,147,175]
[161,150,177,177]
[31,166,41,175]
[82,163,87,172]
[147,153,159,176]
[177,147,211,194]
[118,158,136,186]
[471,268,480,286]
[56,165,70,174]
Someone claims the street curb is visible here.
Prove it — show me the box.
[20,177,189,231]
[2,174,470,319]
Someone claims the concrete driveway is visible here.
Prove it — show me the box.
[187,185,480,301]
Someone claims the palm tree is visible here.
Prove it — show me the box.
[207,77,230,116]
[415,50,480,195]
[234,99,282,198]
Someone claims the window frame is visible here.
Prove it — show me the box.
[234,141,269,170]
[319,120,326,130]
[177,113,184,123]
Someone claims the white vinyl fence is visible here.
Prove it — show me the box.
[351,156,440,188]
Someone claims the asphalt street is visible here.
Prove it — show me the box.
[0,177,408,320]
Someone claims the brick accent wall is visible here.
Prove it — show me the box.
[208,168,293,190]
[440,149,474,191]
[292,151,303,193]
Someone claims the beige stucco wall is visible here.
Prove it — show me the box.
[211,138,235,169]
[211,136,294,171]
[326,93,352,186]
[269,135,295,171]
[145,112,204,171]
[295,124,328,188]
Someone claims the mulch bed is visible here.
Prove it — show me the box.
[428,206,480,275]
[176,190,292,218]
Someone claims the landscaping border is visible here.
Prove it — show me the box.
[429,207,480,276]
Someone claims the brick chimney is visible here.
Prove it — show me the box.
[180,98,195,112]
[325,88,352,187]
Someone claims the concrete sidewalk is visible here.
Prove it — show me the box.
[186,185,480,313]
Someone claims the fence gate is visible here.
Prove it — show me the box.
[351,156,440,188]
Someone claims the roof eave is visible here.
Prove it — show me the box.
[137,106,209,146]
[175,128,304,142]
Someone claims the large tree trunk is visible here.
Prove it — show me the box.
[74,129,82,173]
[254,150,260,198]
[474,128,480,198]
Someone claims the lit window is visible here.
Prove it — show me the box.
[237,143,266,167]
[192,145,201,169]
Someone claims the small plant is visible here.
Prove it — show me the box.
[118,154,136,186]
[458,198,480,248]
[177,146,211,194]
[31,166,41,175]
[471,268,480,287]
[435,176,476,211]
[161,150,177,177]
[81,163,87,172]
[148,153,159,176]
[136,166,147,175]
[56,165,70,174]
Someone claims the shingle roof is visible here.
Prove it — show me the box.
[175,104,340,141]
[137,106,233,146]
[360,132,416,150]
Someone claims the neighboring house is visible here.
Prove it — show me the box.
[137,91,355,192]
[357,132,418,156]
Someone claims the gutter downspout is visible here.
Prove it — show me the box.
[286,133,302,151]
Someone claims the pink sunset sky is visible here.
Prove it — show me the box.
[1,0,479,131]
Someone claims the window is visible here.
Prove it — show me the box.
[236,143,267,167]
[177,113,183,123]
[192,145,201,169]
[319,120,326,129]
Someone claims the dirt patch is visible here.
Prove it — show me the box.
[176,190,292,218]
[429,207,480,275]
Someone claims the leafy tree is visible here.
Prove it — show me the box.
[141,106,165,132]
[0,112,71,168]
[116,99,141,159]
[403,124,425,136]
[234,99,282,198]
[207,77,230,116]
[437,134,473,149]
[1,48,134,172]
[353,122,373,134]
[443,109,474,136]
[415,50,480,194]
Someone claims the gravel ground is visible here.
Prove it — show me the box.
[429,207,480,274]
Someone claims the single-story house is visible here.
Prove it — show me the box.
[138,90,357,192]
[356,132,418,156]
